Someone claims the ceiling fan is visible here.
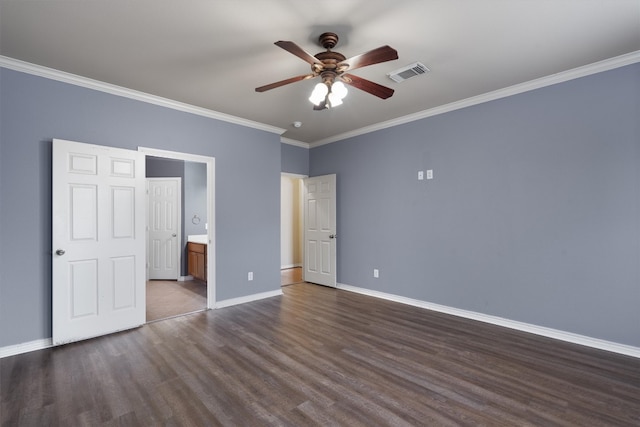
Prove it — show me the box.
[255,32,398,110]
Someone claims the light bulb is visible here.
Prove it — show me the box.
[309,83,329,105]
[332,81,348,100]
[328,92,343,107]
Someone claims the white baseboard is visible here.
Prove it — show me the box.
[337,283,640,359]
[1,288,284,358]
[7,285,635,359]
[280,264,302,269]
[178,275,194,282]
[0,338,53,358]
[215,289,283,309]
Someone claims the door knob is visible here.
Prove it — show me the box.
[55,249,66,256]
[172,233,177,237]
[329,234,337,239]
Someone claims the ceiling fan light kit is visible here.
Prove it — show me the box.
[256,32,398,110]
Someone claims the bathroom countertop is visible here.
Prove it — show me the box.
[187,234,208,244]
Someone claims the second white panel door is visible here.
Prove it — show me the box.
[147,178,181,280]
[303,174,337,287]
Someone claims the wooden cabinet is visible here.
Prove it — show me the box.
[187,242,207,282]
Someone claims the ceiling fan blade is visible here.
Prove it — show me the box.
[275,41,323,65]
[255,74,315,92]
[341,74,395,99]
[338,45,398,72]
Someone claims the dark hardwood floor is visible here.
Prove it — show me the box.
[2,283,639,426]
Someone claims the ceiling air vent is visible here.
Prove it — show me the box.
[387,62,430,83]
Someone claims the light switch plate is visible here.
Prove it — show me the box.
[418,171,424,180]
[426,170,433,180]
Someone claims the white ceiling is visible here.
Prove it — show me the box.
[1,1,639,144]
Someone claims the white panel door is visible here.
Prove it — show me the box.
[147,178,180,280]
[52,139,146,345]
[303,174,336,287]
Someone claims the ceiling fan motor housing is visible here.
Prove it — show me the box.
[318,32,339,49]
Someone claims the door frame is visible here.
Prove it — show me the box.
[138,147,216,309]
[146,177,182,281]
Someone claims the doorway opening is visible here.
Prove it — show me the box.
[139,147,216,322]
[281,173,305,286]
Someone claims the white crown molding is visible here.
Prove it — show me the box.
[281,137,310,148]
[3,51,638,149]
[0,55,286,137]
[310,50,640,148]
[337,282,640,359]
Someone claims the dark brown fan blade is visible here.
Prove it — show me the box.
[255,74,314,92]
[337,45,398,72]
[275,41,323,65]
[341,74,395,99]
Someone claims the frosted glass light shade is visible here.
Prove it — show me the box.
[309,83,329,105]
[328,92,343,107]
[332,81,348,99]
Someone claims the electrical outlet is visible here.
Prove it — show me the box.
[373,269,379,278]
[248,272,253,281]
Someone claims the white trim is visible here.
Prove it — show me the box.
[3,51,637,148]
[310,50,640,147]
[178,275,194,282]
[0,55,286,137]
[138,146,216,310]
[337,282,640,359]
[1,288,283,357]
[281,137,310,148]
[281,172,308,179]
[138,146,212,164]
[280,264,302,269]
[215,289,283,309]
[0,338,53,358]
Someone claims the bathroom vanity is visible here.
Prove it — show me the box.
[187,235,207,282]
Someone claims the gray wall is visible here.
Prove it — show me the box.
[0,68,281,347]
[184,161,207,237]
[281,143,309,175]
[310,63,640,347]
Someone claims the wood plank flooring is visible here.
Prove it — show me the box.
[281,267,303,287]
[2,283,639,426]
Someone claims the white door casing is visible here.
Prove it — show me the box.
[138,146,216,309]
[147,178,180,280]
[52,139,146,345]
[303,174,337,287]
